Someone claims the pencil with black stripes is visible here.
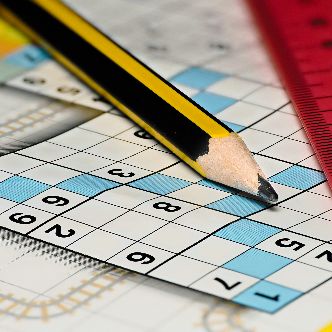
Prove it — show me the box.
[0,0,278,202]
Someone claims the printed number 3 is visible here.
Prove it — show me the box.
[108,168,135,178]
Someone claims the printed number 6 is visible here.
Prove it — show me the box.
[126,252,155,264]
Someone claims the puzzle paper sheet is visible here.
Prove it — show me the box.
[0,0,331,315]
[0,230,330,332]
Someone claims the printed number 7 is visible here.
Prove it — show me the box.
[214,277,241,290]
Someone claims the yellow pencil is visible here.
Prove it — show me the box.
[0,0,278,202]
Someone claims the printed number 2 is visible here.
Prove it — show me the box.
[45,224,75,238]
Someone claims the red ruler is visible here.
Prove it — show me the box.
[247,0,332,188]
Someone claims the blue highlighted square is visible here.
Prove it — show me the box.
[223,248,292,279]
[207,195,268,217]
[57,174,119,197]
[222,121,245,133]
[198,179,233,193]
[129,174,191,195]
[214,219,280,246]
[172,67,226,89]
[192,92,236,115]
[0,176,50,203]
[5,45,50,69]
[234,280,301,313]
[270,165,325,190]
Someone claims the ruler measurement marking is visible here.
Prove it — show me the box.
[248,0,332,187]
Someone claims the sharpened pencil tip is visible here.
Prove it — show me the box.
[258,175,278,203]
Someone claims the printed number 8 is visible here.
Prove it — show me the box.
[153,202,181,212]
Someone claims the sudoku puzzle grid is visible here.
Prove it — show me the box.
[0,0,331,314]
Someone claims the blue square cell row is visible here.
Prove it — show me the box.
[222,121,245,133]
[5,45,50,69]
[234,280,302,313]
[171,67,226,89]
[270,165,325,190]
[223,248,292,279]
[129,174,191,195]
[57,174,119,197]
[198,179,233,193]
[0,176,50,203]
[207,195,268,217]
[192,92,236,115]
[215,219,281,246]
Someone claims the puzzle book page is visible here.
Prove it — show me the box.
[0,230,330,332]
[0,0,331,315]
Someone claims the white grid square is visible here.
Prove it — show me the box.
[21,164,79,185]
[0,154,44,174]
[86,138,146,161]
[253,112,302,137]
[267,262,331,292]
[175,207,238,233]
[125,149,178,171]
[54,152,113,172]
[290,217,332,242]
[262,139,314,163]
[207,77,260,99]
[243,86,288,109]
[149,256,215,286]
[20,142,75,162]
[216,101,272,127]
[142,223,205,253]
[102,211,167,241]
[63,199,127,228]
[239,129,280,153]
[49,127,108,150]
[160,162,202,183]
[280,192,331,216]
[250,206,310,229]
[96,186,158,209]
[80,113,134,137]
[68,230,134,261]
[184,236,249,266]
[168,183,231,205]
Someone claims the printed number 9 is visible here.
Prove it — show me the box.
[134,130,152,139]
[9,213,36,224]
[126,252,155,264]
[42,196,69,206]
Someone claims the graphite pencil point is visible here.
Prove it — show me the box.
[257,175,278,203]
